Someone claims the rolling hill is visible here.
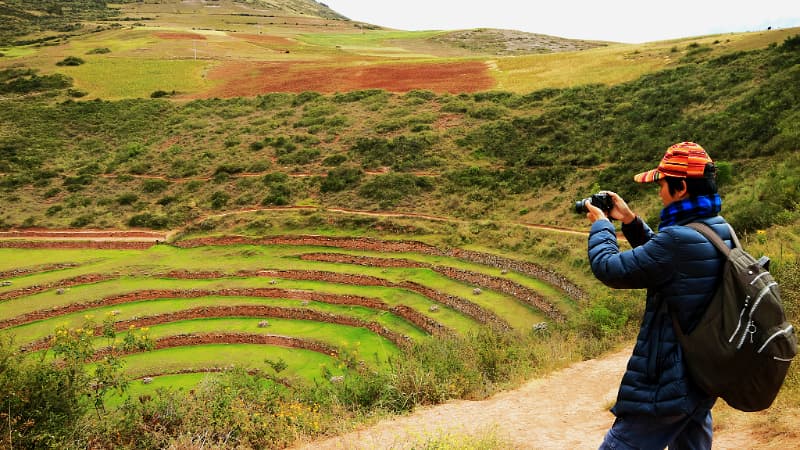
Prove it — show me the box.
[0,1,798,448]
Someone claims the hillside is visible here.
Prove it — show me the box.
[0,3,799,448]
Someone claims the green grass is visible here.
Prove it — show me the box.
[0,244,558,332]
[110,317,399,362]
[109,344,346,379]
[0,275,480,333]
[60,57,214,99]
[0,46,37,58]
[5,296,428,346]
[299,30,443,50]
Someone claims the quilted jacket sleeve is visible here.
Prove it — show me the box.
[588,219,675,290]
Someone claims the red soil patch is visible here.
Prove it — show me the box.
[0,263,78,280]
[20,304,411,352]
[91,332,338,362]
[0,273,113,301]
[154,32,206,40]
[196,60,495,97]
[0,229,166,239]
[0,240,157,250]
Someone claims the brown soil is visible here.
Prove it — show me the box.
[154,32,206,40]
[0,263,78,279]
[196,60,494,97]
[0,273,113,301]
[0,229,166,239]
[292,348,755,449]
[21,303,410,353]
[93,332,338,361]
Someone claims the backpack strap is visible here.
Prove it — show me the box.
[672,221,737,338]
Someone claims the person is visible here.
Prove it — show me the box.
[584,142,733,450]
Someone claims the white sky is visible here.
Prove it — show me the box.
[321,1,800,43]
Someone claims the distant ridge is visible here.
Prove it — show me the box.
[430,28,608,55]
[232,0,348,20]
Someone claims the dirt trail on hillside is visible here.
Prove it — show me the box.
[293,348,753,450]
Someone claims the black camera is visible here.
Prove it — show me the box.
[575,192,614,214]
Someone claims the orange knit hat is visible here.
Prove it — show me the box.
[633,142,713,183]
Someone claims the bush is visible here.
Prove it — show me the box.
[116,192,138,205]
[128,213,169,229]
[142,179,169,193]
[277,148,320,165]
[56,56,85,66]
[358,173,433,208]
[261,183,291,206]
[70,214,94,227]
[209,191,230,209]
[150,90,175,98]
[322,154,347,166]
[320,166,363,193]
[350,135,436,171]
[86,47,111,54]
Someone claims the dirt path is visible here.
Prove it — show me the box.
[293,347,753,450]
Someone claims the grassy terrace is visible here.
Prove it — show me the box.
[0,238,568,396]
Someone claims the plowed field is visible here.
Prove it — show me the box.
[197,60,495,96]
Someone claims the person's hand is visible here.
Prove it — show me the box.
[601,191,636,224]
[584,200,608,224]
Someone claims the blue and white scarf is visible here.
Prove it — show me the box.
[659,194,722,229]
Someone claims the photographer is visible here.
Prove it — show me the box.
[583,142,732,449]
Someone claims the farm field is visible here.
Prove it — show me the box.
[1,0,798,447]
[4,0,794,100]
[0,233,579,398]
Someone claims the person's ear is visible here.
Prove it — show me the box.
[677,179,689,199]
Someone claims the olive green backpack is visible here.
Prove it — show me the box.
[671,222,797,412]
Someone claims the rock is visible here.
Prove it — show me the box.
[142,377,153,384]
[473,288,482,295]
[258,320,270,328]
[56,288,65,295]
[329,375,344,383]
[269,279,277,285]
[301,300,310,306]
[532,322,548,332]
[0,281,12,286]
[429,305,440,312]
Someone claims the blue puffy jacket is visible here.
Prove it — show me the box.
[588,214,732,417]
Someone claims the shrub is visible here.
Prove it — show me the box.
[150,90,175,98]
[209,191,230,209]
[116,192,138,205]
[333,89,384,103]
[320,166,363,193]
[213,163,246,176]
[261,182,291,206]
[128,213,169,229]
[141,179,169,193]
[322,154,347,166]
[86,47,111,54]
[358,173,433,208]
[56,56,85,66]
[781,33,800,52]
[277,148,320,165]
[70,214,94,227]
[292,91,322,106]
[350,134,436,171]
